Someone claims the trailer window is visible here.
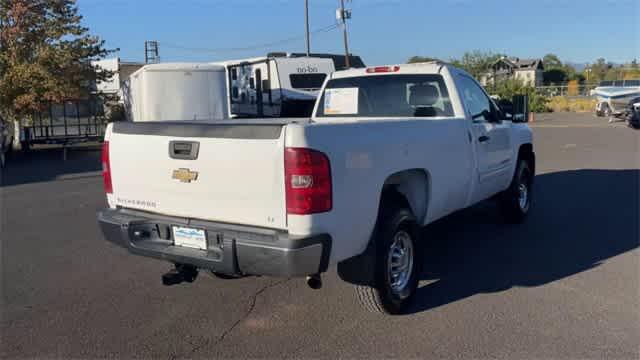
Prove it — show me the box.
[316,74,454,118]
[231,68,237,80]
[290,73,327,89]
[624,79,640,87]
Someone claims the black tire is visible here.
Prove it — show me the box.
[498,159,533,223]
[355,204,420,315]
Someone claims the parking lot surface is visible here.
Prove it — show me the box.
[1,113,638,359]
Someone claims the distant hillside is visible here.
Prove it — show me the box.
[564,62,588,72]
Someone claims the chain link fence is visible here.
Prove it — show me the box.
[535,84,599,98]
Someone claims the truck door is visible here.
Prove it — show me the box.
[458,75,513,201]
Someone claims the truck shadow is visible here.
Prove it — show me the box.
[407,169,639,314]
[0,146,102,187]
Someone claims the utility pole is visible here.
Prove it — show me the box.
[338,0,351,68]
[304,0,311,56]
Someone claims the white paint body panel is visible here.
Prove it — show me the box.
[108,128,287,229]
[105,62,533,266]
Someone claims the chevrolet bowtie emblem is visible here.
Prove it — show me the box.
[172,168,199,183]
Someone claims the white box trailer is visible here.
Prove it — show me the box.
[212,56,336,118]
[124,63,229,122]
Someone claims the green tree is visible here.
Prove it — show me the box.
[449,50,502,79]
[543,68,567,85]
[542,53,562,69]
[586,58,613,83]
[0,0,113,122]
[492,78,549,113]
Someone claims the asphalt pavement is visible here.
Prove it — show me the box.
[1,113,638,359]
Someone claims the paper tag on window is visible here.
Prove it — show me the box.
[324,88,358,114]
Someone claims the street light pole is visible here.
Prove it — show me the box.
[304,0,310,57]
[339,0,351,68]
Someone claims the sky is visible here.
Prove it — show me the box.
[78,0,639,66]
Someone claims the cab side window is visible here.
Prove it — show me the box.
[459,75,491,121]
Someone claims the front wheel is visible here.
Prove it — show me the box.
[356,205,420,315]
[498,159,533,223]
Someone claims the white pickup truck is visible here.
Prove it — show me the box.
[98,62,535,314]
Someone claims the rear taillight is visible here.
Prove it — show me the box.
[285,147,332,215]
[101,141,113,194]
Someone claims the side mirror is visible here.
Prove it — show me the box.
[512,95,529,123]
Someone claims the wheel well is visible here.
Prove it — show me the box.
[518,143,535,176]
[380,169,430,224]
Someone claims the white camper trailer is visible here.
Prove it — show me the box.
[124,63,229,122]
[213,56,335,118]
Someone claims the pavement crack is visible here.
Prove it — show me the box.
[180,278,292,358]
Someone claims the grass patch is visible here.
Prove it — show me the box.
[548,97,597,113]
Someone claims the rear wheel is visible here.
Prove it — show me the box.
[356,204,420,314]
[498,159,533,223]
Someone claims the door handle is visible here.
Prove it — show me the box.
[478,135,490,143]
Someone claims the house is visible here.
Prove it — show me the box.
[480,56,544,87]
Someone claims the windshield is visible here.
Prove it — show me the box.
[316,74,454,118]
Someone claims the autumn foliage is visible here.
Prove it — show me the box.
[0,0,112,120]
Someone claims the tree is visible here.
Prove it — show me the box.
[586,58,613,83]
[492,78,549,113]
[449,50,502,79]
[543,68,567,85]
[542,53,562,69]
[0,0,113,122]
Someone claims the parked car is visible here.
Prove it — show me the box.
[97,61,535,314]
[624,97,640,129]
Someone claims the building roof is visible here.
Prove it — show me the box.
[497,57,543,71]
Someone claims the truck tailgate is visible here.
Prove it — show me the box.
[107,122,287,229]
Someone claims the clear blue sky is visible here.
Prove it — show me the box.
[78,0,638,66]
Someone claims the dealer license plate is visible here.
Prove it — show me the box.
[172,226,207,250]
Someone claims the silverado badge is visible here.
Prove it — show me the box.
[172,168,198,183]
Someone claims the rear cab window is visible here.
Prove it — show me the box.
[315,74,454,118]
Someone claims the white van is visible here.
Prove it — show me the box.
[124,63,229,122]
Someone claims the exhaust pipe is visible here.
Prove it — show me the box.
[162,264,198,286]
[306,273,322,290]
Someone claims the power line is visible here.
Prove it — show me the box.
[160,24,339,55]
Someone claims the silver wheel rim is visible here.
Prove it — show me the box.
[387,230,414,298]
[518,182,529,212]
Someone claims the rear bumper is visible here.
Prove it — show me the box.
[97,208,331,277]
